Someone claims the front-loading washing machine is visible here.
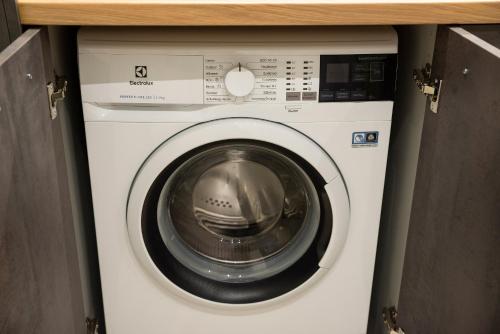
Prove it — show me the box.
[78,26,397,334]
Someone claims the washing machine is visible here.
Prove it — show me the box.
[78,26,397,334]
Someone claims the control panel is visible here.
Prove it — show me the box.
[79,52,396,105]
[319,54,397,102]
[203,54,396,103]
[204,56,320,104]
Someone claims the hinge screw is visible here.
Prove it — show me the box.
[462,68,469,76]
[26,73,32,80]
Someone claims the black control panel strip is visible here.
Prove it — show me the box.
[319,54,397,102]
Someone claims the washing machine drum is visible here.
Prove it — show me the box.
[141,141,333,303]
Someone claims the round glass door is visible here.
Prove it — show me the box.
[137,137,337,304]
[157,142,320,283]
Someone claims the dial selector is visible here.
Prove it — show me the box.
[224,63,255,97]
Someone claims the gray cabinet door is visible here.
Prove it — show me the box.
[0,29,85,334]
[397,26,500,334]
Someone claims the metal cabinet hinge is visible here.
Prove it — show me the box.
[46,76,68,120]
[413,63,442,114]
[86,317,99,334]
[383,306,406,334]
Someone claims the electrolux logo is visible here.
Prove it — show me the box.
[135,65,147,78]
[130,65,153,86]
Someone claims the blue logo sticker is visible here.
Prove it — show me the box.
[352,131,379,145]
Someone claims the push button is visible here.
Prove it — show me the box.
[302,92,317,101]
[351,89,367,100]
[319,91,334,102]
[370,62,385,82]
[334,90,350,100]
[286,92,301,101]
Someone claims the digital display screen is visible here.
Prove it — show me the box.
[326,63,350,83]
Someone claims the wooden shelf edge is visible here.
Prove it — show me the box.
[18,2,500,26]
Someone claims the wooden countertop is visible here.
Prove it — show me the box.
[18,0,500,26]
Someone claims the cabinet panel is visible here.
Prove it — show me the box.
[398,26,500,334]
[0,29,85,334]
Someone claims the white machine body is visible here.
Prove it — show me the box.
[78,27,397,334]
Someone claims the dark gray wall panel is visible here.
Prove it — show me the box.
[0,8,10,51]
[0,0,21,51]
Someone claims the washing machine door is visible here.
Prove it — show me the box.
[127,118,349,304]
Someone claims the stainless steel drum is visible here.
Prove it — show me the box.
[157,142,320,283]
[192,160,285,239]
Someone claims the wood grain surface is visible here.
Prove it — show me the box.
[17,0,500,26]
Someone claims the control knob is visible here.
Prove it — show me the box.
[224,63,255,97]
